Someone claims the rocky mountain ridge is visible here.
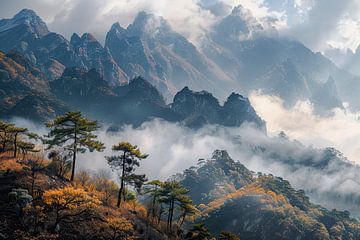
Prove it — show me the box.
[1,8,359,112]
[0,51,264,129]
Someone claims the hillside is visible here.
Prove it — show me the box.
[0,51,67,121]
[179,150,360,240]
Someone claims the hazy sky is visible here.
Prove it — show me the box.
[0,0,359,52]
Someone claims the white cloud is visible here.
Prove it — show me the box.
[9,115,360,215]
[0,0,287,46]
[250,91,360,164]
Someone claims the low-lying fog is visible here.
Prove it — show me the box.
[11,92,360,217]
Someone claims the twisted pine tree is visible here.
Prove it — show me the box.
[0,120,38,158]
[45,111,104,181]
[0,120,14,153]
[106,142,148,207]
[7,125,28,157]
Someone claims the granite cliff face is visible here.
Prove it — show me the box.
[70,33,127,86]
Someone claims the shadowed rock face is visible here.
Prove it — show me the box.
[0,51,67,121]
[70,33,128,86]
[0,9,49,52]
[171,87,265,129]
[49,67,264,128]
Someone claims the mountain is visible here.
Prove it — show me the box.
[325,46,360,78]
[180,150,254,204]
[171,87,265,129]
[179,150,360,239]
[0,9,49,52]
[202,4,360,111]
[105,11,234,99]
[1,8,359,112]
[0,9,126,86]
[51,67,264,128]
[50,68,178,126]
[70,33,127,86]
[0,51,67,121]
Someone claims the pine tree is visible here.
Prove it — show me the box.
[144,180,164,218]
[185,223,212,240]
[219,231,240,240]
[177,195,198,228]
[159,181,190,229]
[106,142,148,207]
[7,125,27,157]
[45,111,105,181]
[0,120,14,153]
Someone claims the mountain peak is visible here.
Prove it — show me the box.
[128,11,171,37]
[14,9,38,19]
[226,92,247,102]
[70,33,81,45]
[132,11,152,26]
[110,22,124,32]
[0,8,49,38]
[231,5,247,17]
[81,33,97,42]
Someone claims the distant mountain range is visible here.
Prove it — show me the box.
[1,8,360,113]
[0,49,264,129]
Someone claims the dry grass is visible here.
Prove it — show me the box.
[0,152,25,172]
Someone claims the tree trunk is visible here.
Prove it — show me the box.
[70,147,76,181]
[31,172,35,195]
[167,198,175,229]
[167,201,171,228]
[13,133,18,158]
[53,209,60,232]
[70,129,77,181]
[150,194,157,218]
[157,204,163,224]
[169,199,175,229]
[117,152,126,208]
[179,211,187,228]
[1,134,6,153]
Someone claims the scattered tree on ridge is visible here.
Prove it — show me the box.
[0,120,14,153]
[219,231,240,240]
[26,158,46,195]
[185,223,212,240]
[43,186,101,231]
[8,125,28,158]
[0,120,38,158]
[106,216,134,240]
[106,141,148,207]
[47,150,72,178]
[45,111,105,181]
[143,180,164,219]
[160,181,191,229]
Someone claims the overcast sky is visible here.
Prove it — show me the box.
[0,0,359,53]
